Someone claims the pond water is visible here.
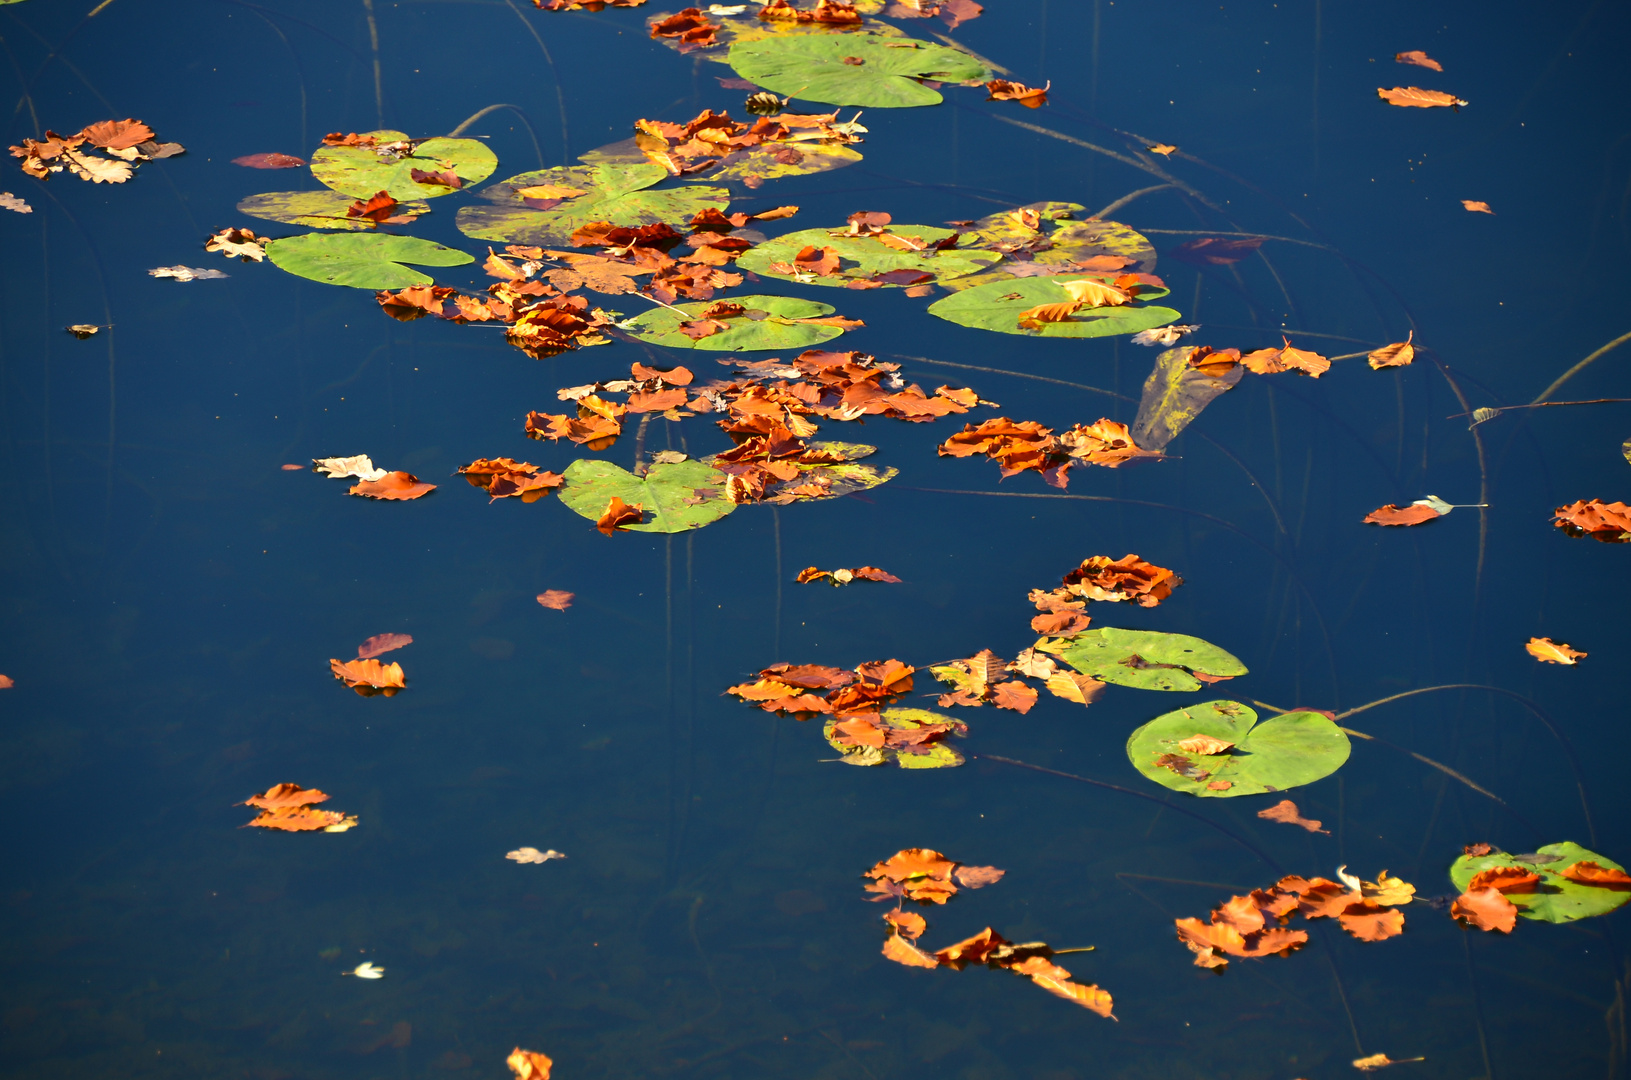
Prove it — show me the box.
[3,1,1630,1078]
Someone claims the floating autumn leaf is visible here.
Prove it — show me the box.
[1450,887,1517,933]
[1450,842,1631,924]
[148,265,228,281]
[1128,700,1350,797]
[796,566,901,585]
[536,0,645,8]
[1167,236,1263,266]
[232,152,306,168]
[10,119,181,182]
[728,658,914,720]
[1239,336,1330,378]
[1377,86,1466,108]
[457,458,565,503]
[863,848,1000,903]
[929,650,1037,713]
[65,324,106,338]
[346,190,416,225]
[1050,553,1180,607]
[1552,499,1631,542]
[1368,331,1415,368]
[536,590,574,610]
[346,962,385,979]
[0,191,32,213]
[1395,50,1442,71]
[330,657,406,696]
[241,783,358,832]
[1047,627,1246,692]
[1257,799,1328,834]
[349,471,436,501]
[930,274,1178,339]
[0,675,13,689]
[1130,324,1197,346]
[884,909,927,940]
[267,234,473,290]
[1363,495,1453,526]
[1526,636,1585,665]
[825,707,967,768]
[506,1048,553,1080]
[885,0,983,29]
[506,847,566,863]
[727,34,988,109]
[883,931,941,967]
[985,79,1049,108]
[204,226,267,262]
[1462,200,1493,214]
[239,189,432,232]
[938,417,1159,488]
[596,496,645,535]
[1175,889,1309,970]
[1130,344,1245,450]
[307,129,496,200]
[739,223,1001,289]
[1353,1053,1426,1071]
[1147,143,1178,156]
[313,454,388,481]
[357,633,412,659]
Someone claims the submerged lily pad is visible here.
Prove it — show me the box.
[1126,700,1350,797]
[309,130,497,199]
[727,35,989,108]
[1450,843,1631,924]
[558,458,736,533]
[735,225,1001,288]
[823,707,966,768]
[456,162,728,248]
[1131,344,1244,451]
[946,202,1160,290]
[929,275,1180,339]
[581,136,862,187]
[265,233,474,290]
[237,190,432,231]
[622,294,856,351]
[1054,627,1247,692]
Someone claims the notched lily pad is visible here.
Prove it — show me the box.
[930,275,1179,339]
[309,129,497,199]
[727,34,989,108]
[265,233,474,290]
[823,707,966,768]
[622,294,857,351]
[1053,627,1246,692]
[558,458,736,533]
[237,190,432,231]
[1450,842,1631,924]
[456,162,728,248]
[735,225,1001,288]
[1126,700,1350,797]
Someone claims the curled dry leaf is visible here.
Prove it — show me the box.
[1045,670,1106,705]
[330,657,406,697]
[882,931,941,968]
[536,590,575,610]
[1,191,35,213]
[1395,50,1442,71]
[938,416,1158,488]
[1450,886,1518,932]
[241,783,358,832]
[1368,331,1415,369]
[65,324,105,338]
[357,633,413,659]
[204,226,267,262]
[1526,637,1585,664]
[1377,86,1466,108]
[347,962,385,979]
[1256,799,1328,834]
[506,1048,553,1080]
[985,80,1050,108]
[457,458,564,503]
[596,496,645,535]
[1560,861,1631,888]
[1176,733,1234,755]
[1059,553,1180,607]
[795,566,902,586]
[313,455,387,481]
[758,0,862,24]
[350,472,436,501]
[1130,323,1198,346]
[1552,499,1631,542]
[885,909,927,940]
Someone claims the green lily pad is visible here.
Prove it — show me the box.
[580,136,862,187]
[1449,842,1631,924]
[735,225,1002,288]
[946,202,1159,290]
[823,707,966,768]
[1054,627,1247,692]
[309,130,497,200]
[1131,344,1244,451]
[237,190,432,231]
[456,162,729,248]
[1126,700,1350,797]
[265,233,474,290]
[727,35,989,108]
[648,3,901,63]
[558,458,736,533]
[622,294,856,351]
[929,275,1180,339]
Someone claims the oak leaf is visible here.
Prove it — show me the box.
[80,119,154,149]
[537,590,574,610]
[349,471,436,500]
[1058,553,1181,606]
[1553,499,1631,542]
[1256,799,1328,833]
[1368,331,1415,368]
[313,454,387,481]
[357,633,413,659]
[247,805,359,831]
[1526,637,1585,664]
[1395,50,1442,71]
[1377,86,1466,108]
[330,657,406,696]
[204,226,267,262]
[1450,886,1517,932]
[984,79,1050,108]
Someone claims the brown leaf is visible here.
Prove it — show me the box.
[1526,636,1585,665]
[0,675,13,689]
[1368,331,1416,369]
[1450,887,1517,932]
[243,783,331,810]
[1559,861,1631,888]
[1353,1053,1425,1071]
[1338,900,1406,942]
[1031,611,1091,635]
[348,472,436,501]
[989,680,1038,714]
[536,590,575,611]
[246,805,357,831]
[232,152,306,168]
[1363,502,1444,526]
[1059,553,1180,606]
[1256,799,1328,833]
[933,927,1008,967]
[1464,842,1494,856]
[1044,671,1105,705]
[1009,956,1115,1018]
[506,1048,553,1080]
[1395,50,1442,71]
[985,79,1050,108]
[79,118,155,149]
[330,657,406,696]
[1467,867,1541,894]
[881,931,941,967]
[1016,300,1082,328]
[1553,499,1631,542]
[1176,733,1234,755]
[1377,86,1467,108]
[357,633,413,659]
[596,496,644,535]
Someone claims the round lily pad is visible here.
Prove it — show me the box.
[823,707,966,769]
[928,275,1181,339]
[580,136,861,187]
[727,35,989,108]
[309,130,497,199]
[237,190,431,231]
[558,458,736,533]
[265,233,474,290]
[622,294,855,351]
[735,225,1002,288]
[1056,627,1247,692]
[945,202,1159,290]
[1449,842,1631,924]
[1126,700,1351,797]
[456,162,729,248]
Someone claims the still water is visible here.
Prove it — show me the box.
[3,0,1630,1077]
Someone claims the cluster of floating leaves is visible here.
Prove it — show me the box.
[240,783,358,833]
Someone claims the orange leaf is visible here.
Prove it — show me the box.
[348,472,436,500]
[506,1048,553,1080]
[0,675,13,689]
[989,680,1038,714]
[246,805,356,831]
[1461,200,1494,214]
[1395,50,1442,71]
[1526,636,1585,664]
[536,590,574,611]
[1147,143,1178,156]
[933,927,1008,967]
[882,932,941,968]
[1045,671,1106,705]
[1467,867,1540,894]
[1176,733,1234,755]
[1338,900,1406,942]
[1016,300,1082,329]
[1377,86,1466,108]
[357,633,413,659]
[1451,887,1517,933]
[1031,611,1091,635]
[1059,553,1181,606]
[884,910,927,940]
[79,118,155,149]
[1368,331,1415,369]
[1363,502,1443,526]
[1010,956,1115,1018]
[329,657,406,696]
[1058,277,1132,307]
[985,79,1050,108]
[952,865,1005,889]
[243,783,330,810]
[596,496,644,535]
[1553,499,1631,542]
[867,848,956,883]
[1559,861,1631,889]
[1256,799,1328,834]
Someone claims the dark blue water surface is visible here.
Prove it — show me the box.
[4,0,1631,1077]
